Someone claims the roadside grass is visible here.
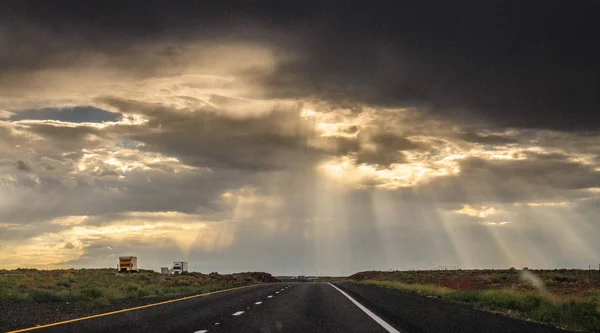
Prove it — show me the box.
[359,280,600,332]
[0,269,277,307]
[349,269,600,297]
[361,280,452,298]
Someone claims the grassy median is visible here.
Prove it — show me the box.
[0,268,277,307]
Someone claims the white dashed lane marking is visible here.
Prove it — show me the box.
[196,287,288,333]
[194,286,294,332]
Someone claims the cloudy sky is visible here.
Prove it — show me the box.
[1,1,600,275]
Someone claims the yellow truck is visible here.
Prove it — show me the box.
[118,256,138,273]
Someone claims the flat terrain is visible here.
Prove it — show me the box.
[350,269,600,331]
[350,269,600,297]
[338,282,568,333]
[0,269,277,305]
[0,268,277,331]
[3,282,573,333]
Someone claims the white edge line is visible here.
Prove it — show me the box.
[328,283,401,333]
[194,331,208,333]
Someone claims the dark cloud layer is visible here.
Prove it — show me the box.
[417,154,600,205]
[2,1,600,272]
[2,0,599,130]
[97,97,322,171]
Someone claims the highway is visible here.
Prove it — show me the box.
[9,282,569,333]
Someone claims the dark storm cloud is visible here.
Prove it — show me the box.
[21,122,106,152]
[0,168,235,224]
[463,155,600,191]
[9,107,120,123]
[24,123,100,139]
[4,1,600,272]
[417,154,600,204]
[371,134,421,151]
[2,0,599,130]
[16,160,30,171]
[356,151,406,167]
[97,97,347,171]
[458,131,517,145]
[255,0,600,131]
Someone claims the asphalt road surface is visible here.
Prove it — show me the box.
[9,282,570,333]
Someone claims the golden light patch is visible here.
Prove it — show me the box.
[480,221,511,226]
[453,205,500,218]
[76,147,197,176]
[514,201,571,207]
[317,153,461,189]
[50,216,89,226]
[300,108,318,118]
[0,212,235,269]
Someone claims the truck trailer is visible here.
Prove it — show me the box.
[172,261,188,274]
[118,256,138,273]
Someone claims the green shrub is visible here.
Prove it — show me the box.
[515,294,544,312]
[529,301,560,323]
[136,287,150,298]
[445,290,480,303]
[552,276,576,283]
[480,290,520,310]
[361,280,451,298]
[83,296,111,307]
[123,283,140,292]
[360,281,600,331]
[30,290,63,302]
[55,280,70,288]
[556,301,600,331]
[77,287,103,300]
[0,288,29,302]
[0,269,269,306]
[121,283,141,298]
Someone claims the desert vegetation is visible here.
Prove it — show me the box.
[350,269,600,332]
[0,268,277,307]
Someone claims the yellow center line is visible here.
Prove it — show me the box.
[7,285,254,333]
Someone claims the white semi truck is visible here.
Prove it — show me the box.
[172,261,188,274]
[118,256,138,273]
